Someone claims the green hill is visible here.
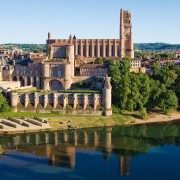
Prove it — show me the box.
[135,43,180,51]
[1,43,180,53]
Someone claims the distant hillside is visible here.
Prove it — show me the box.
[1,43,180,53]
[0,44,46,53]
[135,43,180,52]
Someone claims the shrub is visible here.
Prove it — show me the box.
[112,105,120,113]
[0,93,10,112]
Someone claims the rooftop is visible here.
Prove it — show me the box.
[80,64,107,69]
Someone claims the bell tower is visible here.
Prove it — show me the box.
[120,9,134,59]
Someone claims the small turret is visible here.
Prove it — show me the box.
[48,31,51,40]
[104,75,112,90]
[69,34,73,44]
[69,34,72,40]
[103,75,112,116]
[73,35,76,40]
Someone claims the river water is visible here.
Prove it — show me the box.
[0,123,180,180]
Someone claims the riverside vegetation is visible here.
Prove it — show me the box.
[108,58,180,119]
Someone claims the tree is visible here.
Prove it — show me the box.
[174,67,180,106]
[109,60,152,111]
[109,60,131,109]
[33,49,41,53]
[96,57,104,64]
[157,90,178,113]
[108,58,179,113]
[151,62,178,88]
[137,73,152,107]
[147,80,166,108]
[0,93,10,112]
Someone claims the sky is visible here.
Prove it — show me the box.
[0,0,179,44]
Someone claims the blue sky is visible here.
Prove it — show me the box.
[0,0,179,44]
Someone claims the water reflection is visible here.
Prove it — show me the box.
[0,122,180,178]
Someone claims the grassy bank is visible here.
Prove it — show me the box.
[0,112,135,130]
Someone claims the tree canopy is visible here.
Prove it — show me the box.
[108,59,179,114]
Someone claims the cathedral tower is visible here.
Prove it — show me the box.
[120,9,134,59]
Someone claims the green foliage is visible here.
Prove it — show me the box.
[112,105,120,113]
[71,81,92,89]
[95,57,110,65]
[174,67,180,106]
[109,60,152,111]
[33,49,41,53]
[1,43,180,55]
[96,57,104,64]
[0,93,10,112]
[157,90,178,113]
[1,44,46,53]
[109,60,131,109]
[109,59,179,113]
[135,50,176,60]
[135,43,180,52]
[151,62,177,87]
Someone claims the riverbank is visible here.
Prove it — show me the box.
[0,112,135,131]
[134,111,180,125]
[0,111,180,133]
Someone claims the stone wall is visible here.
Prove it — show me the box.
[10,91,106,116]
[0,81,21,92]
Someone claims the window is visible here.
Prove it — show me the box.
[58,70,61,77]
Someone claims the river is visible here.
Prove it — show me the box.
[0,122,180,180]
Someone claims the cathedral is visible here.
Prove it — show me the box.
[0,9,135,116]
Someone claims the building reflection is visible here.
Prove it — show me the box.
[0,128,132,176]
[120,156,131,176]
[47,145,76,168]
[1,124,179,176]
